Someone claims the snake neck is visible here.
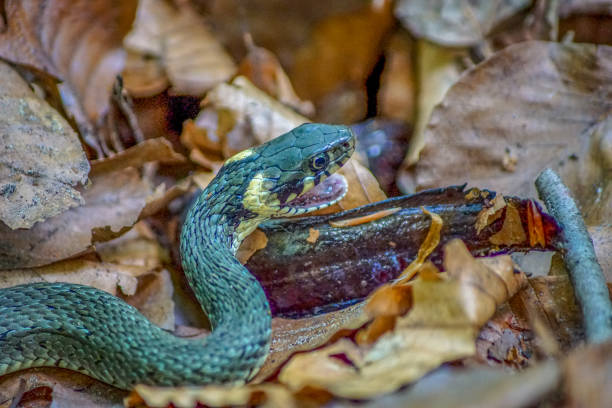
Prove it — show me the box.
[180,182,270,331]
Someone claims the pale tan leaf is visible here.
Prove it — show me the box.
[125,0,236,96]
[0,258,143,296]
[401,40,465,169]
[0,61,89,229]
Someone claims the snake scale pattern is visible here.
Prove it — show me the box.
[0,124,355,389]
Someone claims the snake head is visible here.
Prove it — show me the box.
[241,123,355,217]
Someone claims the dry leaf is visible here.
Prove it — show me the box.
[395,0,531,46]
[306,228,320,243]
[125,0,236,96]
[377,31,416,121]
[95,222,169,269]
[0,258,144,296]
[0,168,154,269]
[0,61,89,229]
[90,138,185,176]
[202,75,308,149]
[236,229,268,264]
[0,0,138,122]
[238,36,314,116]
[564,340,612,408]
[129,383,294,408]
[0,370,125,408]
[122,50,169,98]
[124,269,175,330]
[406,42,612,212]
[290,0,393,102]
[401,40,465,169]
[489,203,528,246]
[277,239,526,399]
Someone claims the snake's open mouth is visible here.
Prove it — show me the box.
[286,173,348,213]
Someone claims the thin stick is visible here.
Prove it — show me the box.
[535,168,612,343]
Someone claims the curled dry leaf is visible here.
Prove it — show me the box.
[0,0,138,122]
[277,239,526,399]
[0,61,89,229]
[90,137,185,176]
[395,0,531,46]
[124,0,236,96]
[238,36,315,117]
[201,75,308,148]
[406,42,612,211]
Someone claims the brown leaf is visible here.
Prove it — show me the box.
[0,0,138,122]
[129,383,294,408]
[0,370,125,408]
[0,168,154,269]
[377,31,416,121]
[124,269,175,330]
[238,35,314,116]
[0,61,89,229]
[564,340,612,408]
[90,138,185,176]
[236,229,268,264]
[395,0,531,46]
[122,50,169,98]
[407,42,612,215]
[290,0,393,102]
[276,239,526,399]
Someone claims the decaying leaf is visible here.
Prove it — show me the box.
[124,0,236,96]
[0,0,138,122]
[0,168,154,269]
[275,240,525,399]
[0,61,89,229]
[236,229,268,264]
[406,42,612,207]
[395,0,532,46]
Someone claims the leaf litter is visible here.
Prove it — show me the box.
[0,1,611,407]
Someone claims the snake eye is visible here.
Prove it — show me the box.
[310,154,329,171]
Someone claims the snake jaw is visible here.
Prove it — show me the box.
[280,173,348,215]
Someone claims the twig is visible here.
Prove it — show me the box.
[535,168,612,343]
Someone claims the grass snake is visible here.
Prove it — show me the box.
[0,123,355,389]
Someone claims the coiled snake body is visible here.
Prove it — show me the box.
[0,124,355,389]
